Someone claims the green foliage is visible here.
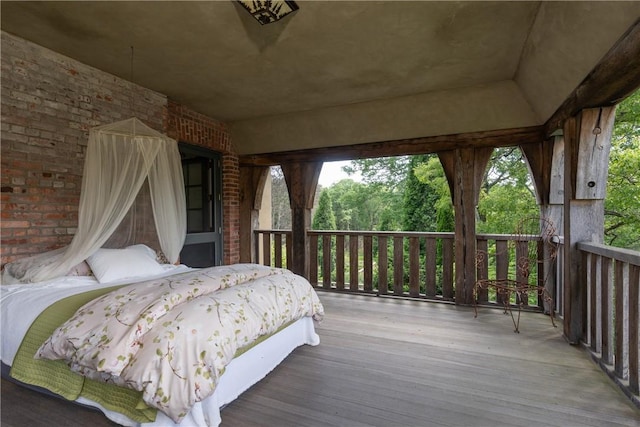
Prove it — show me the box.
[607,90,640,250]
[343,157,410,192]
[312,190,336,230]
[327,177,402,231]
[476,147,538,234]
[613,89,640,143]
[312,190,337,276]
[402,155,439,231]
[413,156,454,233]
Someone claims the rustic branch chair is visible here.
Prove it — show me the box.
[473,216,558,333]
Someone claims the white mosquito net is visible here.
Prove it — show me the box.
[5,118,186,283]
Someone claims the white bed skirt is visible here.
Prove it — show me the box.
[76,316,320,427]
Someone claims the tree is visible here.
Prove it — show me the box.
[270,166,291,229]
[413,156,454,233]
[402,155,439,231]
[312,190,336,230]
[341,157,407,231]
[327,178,402,231]
[343,157,410,192]
[312,189,337,279]
[606,90,640,250]
[476,147,538,234]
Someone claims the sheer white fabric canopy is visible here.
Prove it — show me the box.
[6,118,186,283]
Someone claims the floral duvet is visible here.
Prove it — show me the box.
[36,264,324,422]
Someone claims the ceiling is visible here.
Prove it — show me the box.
[2,1,640,156]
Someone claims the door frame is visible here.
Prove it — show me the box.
[179,143,223,266]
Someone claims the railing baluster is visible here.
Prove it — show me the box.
[322,234,332,289]
[378,235,388,295]
[515,240,529,306]
[614,260,626,381]
[262,232,271,267]
[601,256,613,365]
[409,236,420,297]
[336,235,345,290]
[393,236,404,296]
[629,264,639,394]
[425,238,437,298]
[442,238,453,300]
[590,254,598,352]
[349,234,359,291]
[496,240,508,304]
[274,233,283,268]
[476,238,488,302]
[363,235,373,292]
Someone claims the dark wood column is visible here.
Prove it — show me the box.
[439,147,492,305]
[562,106,616,343]
[520,138,555,207]
[239,165,269,263]
[280,161,323,278]
[521,137,562,314]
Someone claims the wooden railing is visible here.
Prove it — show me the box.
[254,229,292,270]
[254,229,558,312]
[578,241,640,407]
[306,231,456,299]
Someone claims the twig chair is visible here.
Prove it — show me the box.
[474,216,558,333]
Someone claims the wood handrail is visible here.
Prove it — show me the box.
[577,241,640,265]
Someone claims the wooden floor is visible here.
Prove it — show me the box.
[2,291,639,426]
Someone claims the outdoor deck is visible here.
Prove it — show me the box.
[2,292,639,426]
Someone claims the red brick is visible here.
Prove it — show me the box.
[2,33,241,267]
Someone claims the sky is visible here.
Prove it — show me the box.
[317,160,362,188]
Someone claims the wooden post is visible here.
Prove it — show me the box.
[439,147,492,305]
[522,136,563,314]
[542,136,565,316]
[239,165,269,263]
[543,136,566,233]
[563,106,616,344]
[281,161,322,278]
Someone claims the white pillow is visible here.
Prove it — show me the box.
[87,245,165,284]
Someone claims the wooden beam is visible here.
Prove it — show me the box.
[545,19,640,136]
[438,151,455,200]
[520,138,554,206]
[240,126,544,166]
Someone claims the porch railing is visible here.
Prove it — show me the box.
[254,229,559,313]
[578,241,640,407]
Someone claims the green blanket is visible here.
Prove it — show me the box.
[9,285,157,423]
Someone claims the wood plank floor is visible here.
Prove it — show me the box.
[2,291,639,426]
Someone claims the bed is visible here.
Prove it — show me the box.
[1,246,324,426]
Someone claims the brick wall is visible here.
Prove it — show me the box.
[166,101,240,265]
[1,32,240,268]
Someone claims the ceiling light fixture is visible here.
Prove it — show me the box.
[236,0,299,25]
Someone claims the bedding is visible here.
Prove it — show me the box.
[1,262,324,426]
[86,244,166,283]
[8,284,158,422]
